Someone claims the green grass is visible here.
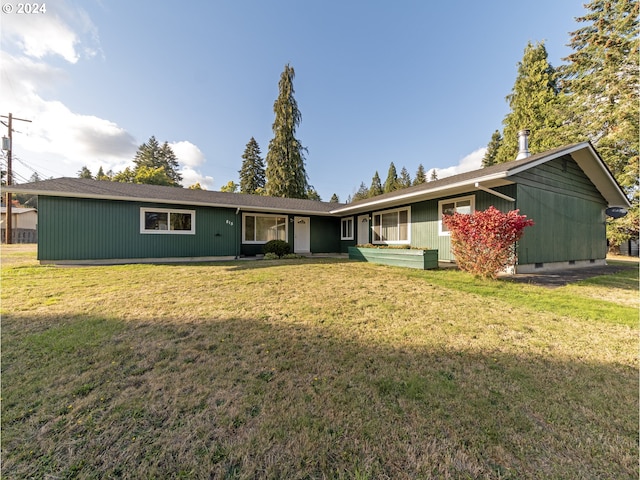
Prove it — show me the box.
[1,246,638,479]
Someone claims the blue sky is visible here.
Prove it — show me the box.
[1,0,587,201]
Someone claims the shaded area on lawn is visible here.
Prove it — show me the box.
[2,312,638,480]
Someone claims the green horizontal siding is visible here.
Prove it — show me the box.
[38,197,239,261]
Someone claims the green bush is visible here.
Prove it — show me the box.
[263,240,291,258]
[263,252,279,260]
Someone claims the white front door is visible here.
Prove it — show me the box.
[357,215,370,244]
[294,216,310,253]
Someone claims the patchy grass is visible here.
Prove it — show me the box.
[562,260,639,308]
[1,245,638,479]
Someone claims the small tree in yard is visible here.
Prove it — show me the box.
[442,206,534,278]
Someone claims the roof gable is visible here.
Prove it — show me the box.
[331,142,630,214]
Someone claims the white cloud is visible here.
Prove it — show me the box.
[0,52,67,95]
[1,0,101,63]
[169,141,214,189]
[180,167,214,190]
[434,147,486,179]
[0,50,137,179]
[0,3,211,188]
[170,141,205,167]
[5,14,79,63]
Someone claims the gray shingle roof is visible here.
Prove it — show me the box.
[4,141,629,215]
[4,177,342,215]
[331,141,629,213]
[338,143,586,210]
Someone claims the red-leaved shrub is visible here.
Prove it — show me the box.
[442,206,534,278]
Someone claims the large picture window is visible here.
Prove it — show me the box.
[372,207,410,244]
[243,213,287,243]
[439,195,475,235]
[140,207,195,234]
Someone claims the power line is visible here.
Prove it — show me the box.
[12,155,50,181]
[2,113,32,244]
[0,152,48,183]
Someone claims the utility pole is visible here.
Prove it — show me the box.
[2,113,32,244]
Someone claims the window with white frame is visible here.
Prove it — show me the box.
[140,207,195,234]
[439,195,475,235]
[243,213,287,243]
[341,217,354,240]
[372,207,410,244]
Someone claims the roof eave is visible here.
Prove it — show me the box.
[330,172,511,214]
[1,187,336,216]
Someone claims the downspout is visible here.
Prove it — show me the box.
[235,207,240,259]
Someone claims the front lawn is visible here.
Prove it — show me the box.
[1,246,637,479]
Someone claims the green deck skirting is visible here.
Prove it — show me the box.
[348,247,438,270]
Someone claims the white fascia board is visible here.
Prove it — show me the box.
[330,172,510,214]
[234,205,335,216]
[505,142,591,176]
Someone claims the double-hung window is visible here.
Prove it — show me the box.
[439,195,475,235]
[140,207,195,234]
[243,213,287,243]
[341,217,354,240]
[372,207,410,244]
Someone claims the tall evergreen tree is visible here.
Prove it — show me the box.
[369,171,383,196]
[159,142,183,186]
[561,0,639,190]
[494,42,565,163]
[329,193,340,203]
[482,130,503,167]
[430,169,438,181]
[399,167,412,189]
[132,136,182,186]
[239,137,266,194]
[77,166,93,179]
[265,64,309,198]
[383,162,399,193]
[96,166,110,181]
[413,164,427,185]
[352,182,370,202]
[306,187,321,201]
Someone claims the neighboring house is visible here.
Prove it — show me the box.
[4,141,630,272]
[1,207,38,243]
[619,239,639,257]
